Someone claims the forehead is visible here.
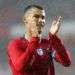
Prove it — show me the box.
[25,7,45,17]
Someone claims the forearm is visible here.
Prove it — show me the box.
[8,37,39,71]
[15,37,39,71]
[49,32,71,67]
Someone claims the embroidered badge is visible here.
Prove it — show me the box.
[36,48,44,56]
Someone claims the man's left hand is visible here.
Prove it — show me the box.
[50,16,63,35]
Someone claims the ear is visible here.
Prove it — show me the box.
[22,16,26,23]
[22,15,28,24]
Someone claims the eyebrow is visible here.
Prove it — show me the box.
[33,14,45,19]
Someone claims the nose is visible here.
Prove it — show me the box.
[39,18,45,26]
[39,17,45,22]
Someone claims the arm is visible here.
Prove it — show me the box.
[7,37,39,72]
[49,32,71,67]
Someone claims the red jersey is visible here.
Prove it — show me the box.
[7,32,71,75]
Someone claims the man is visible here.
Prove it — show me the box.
[7,5,71,75]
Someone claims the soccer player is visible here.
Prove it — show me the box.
[7,5,71,75]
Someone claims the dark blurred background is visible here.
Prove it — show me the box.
[0,0,75,75]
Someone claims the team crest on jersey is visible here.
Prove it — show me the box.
[36,48,44,56]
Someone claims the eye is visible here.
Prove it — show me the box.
[41,16,45,19]
[33,14,45,19]
[34,14,40,18]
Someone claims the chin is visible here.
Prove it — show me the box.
[38,31,42,34]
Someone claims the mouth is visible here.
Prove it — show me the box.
[39,22,45,26]
[38,24,44,27]
[38,30,42,34]
[37,28,42,34]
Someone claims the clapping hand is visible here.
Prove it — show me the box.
[50,16,63,35]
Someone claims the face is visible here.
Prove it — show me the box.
[23,7,45,34]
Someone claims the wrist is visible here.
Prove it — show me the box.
[48,32,55,39]
[49,30,55,35]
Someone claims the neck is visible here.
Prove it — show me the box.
[25,31,42,42]
[25,31,32,42]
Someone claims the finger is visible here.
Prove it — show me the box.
[52,20,57,25]
[54,16,57,21]
[52,16,58,25]
[53,16,59,20]
[52,16,63,27]
[52,16,62,25]
[56,16,63,25]
[56,21,61,27]
[53,16,59,21]
[57,16,63,23]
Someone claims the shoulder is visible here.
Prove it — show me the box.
[8,38,22,47]
[7,37,26,51]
